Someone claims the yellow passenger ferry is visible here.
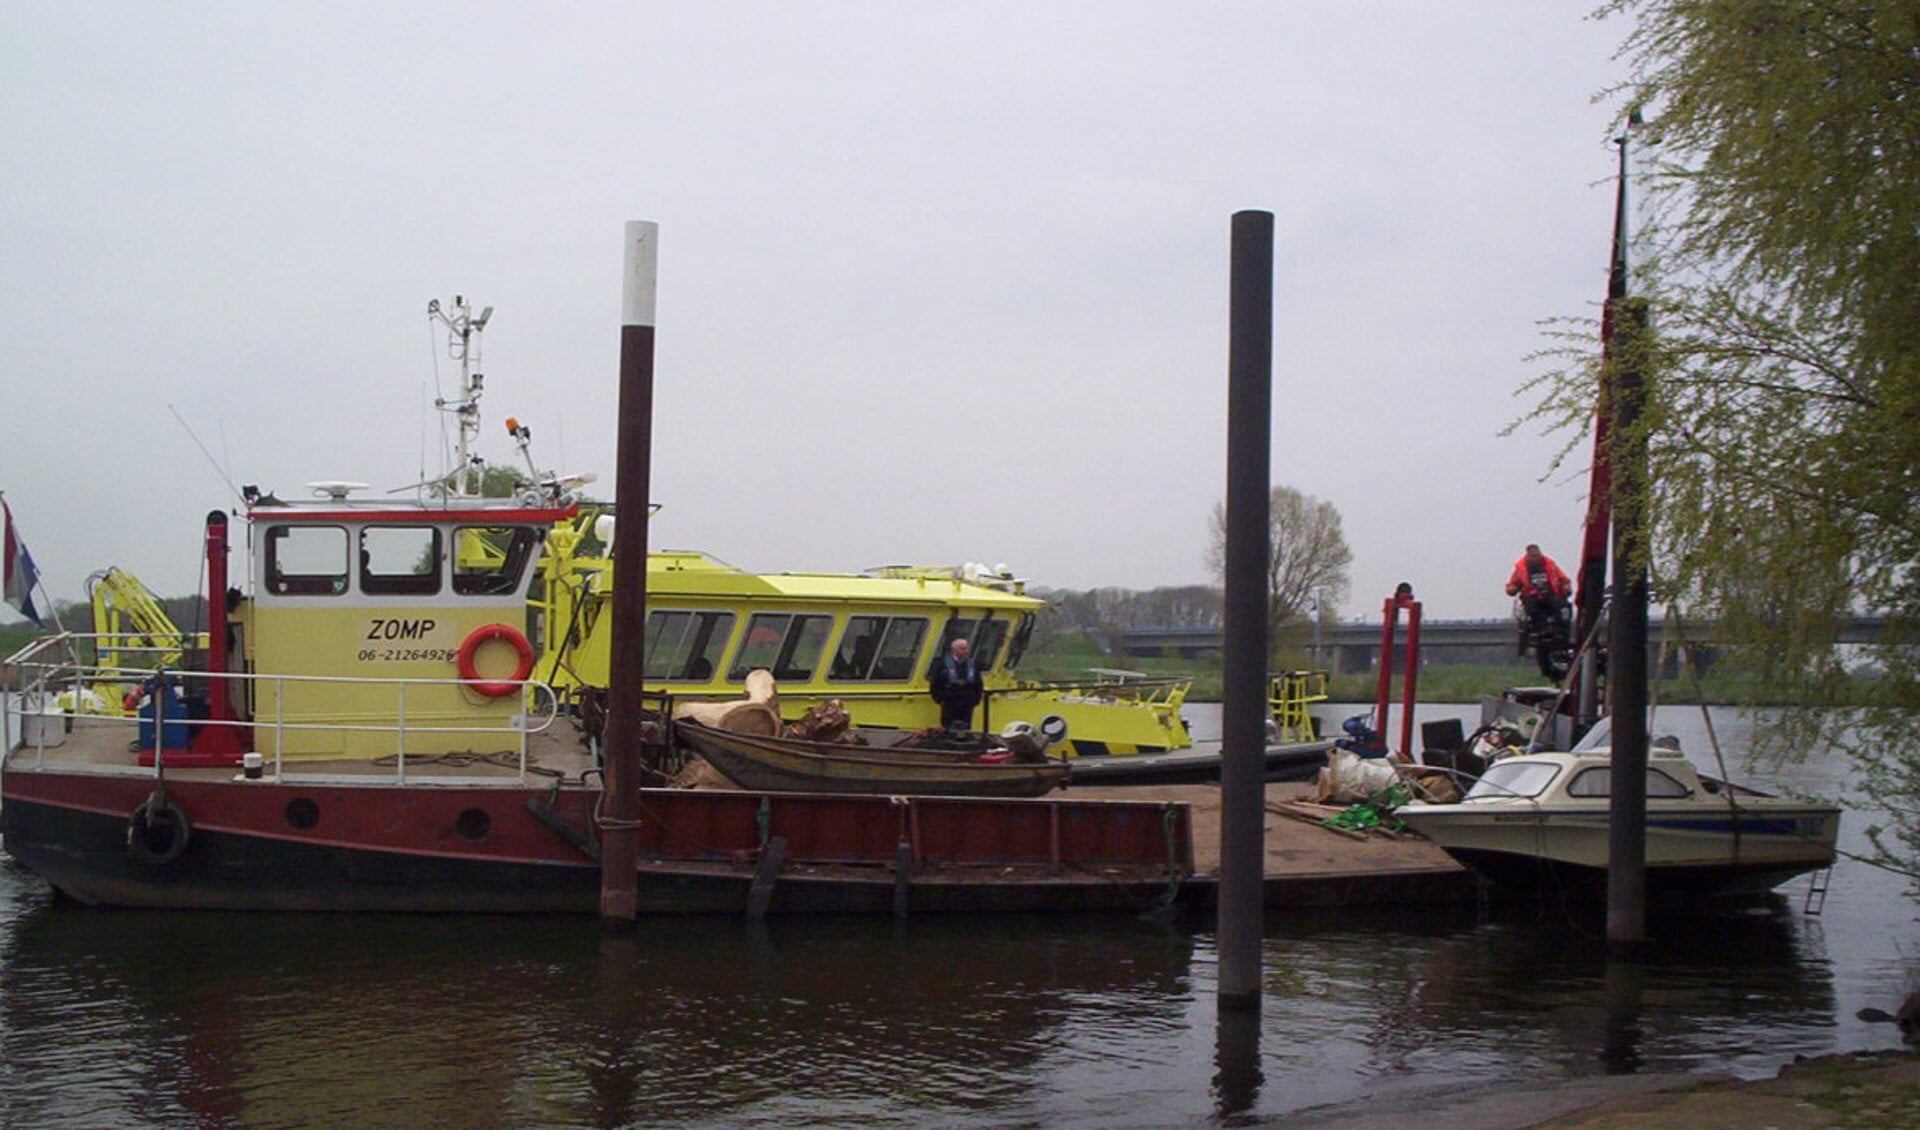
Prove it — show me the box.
[532,518,1194,758]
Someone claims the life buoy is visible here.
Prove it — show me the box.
[127,792,191,866]
[457,623,535,697]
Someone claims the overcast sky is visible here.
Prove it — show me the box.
[3,2,1630,625]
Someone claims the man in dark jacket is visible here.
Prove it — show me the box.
[929,637,984,731]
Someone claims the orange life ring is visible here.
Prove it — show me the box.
[457,623,535,697]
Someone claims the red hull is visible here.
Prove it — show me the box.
[1,769,1193,915]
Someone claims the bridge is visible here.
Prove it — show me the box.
[1107,616,1887,674]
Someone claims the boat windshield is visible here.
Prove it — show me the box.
[1572,717,1611,752]
[1465,760,1562,801]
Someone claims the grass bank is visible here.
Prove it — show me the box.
[1019,632,1841,706]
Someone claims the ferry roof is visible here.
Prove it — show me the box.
[246,498,578,524]
[647,550,1041,609]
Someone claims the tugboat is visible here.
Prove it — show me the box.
[0,289,1195,914]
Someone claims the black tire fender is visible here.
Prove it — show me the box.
[127,792,192,866]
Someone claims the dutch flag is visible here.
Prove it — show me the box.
[3,496,43,625]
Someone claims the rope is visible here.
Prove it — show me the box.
[1161,802,1183,905]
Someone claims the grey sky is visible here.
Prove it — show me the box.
[3,2,1626,624]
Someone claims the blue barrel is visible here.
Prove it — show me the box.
[136,681,193,751]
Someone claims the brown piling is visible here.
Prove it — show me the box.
[1218,210,1274,1008]
[1605,297,1652,951]
[598,220,659,924]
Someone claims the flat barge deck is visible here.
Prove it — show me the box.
[5,716,1471,916]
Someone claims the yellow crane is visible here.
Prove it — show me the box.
[74,568,208,714]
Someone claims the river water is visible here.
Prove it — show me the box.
[1,703,1914,1129]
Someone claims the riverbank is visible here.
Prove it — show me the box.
[1286,1050,1920,1129]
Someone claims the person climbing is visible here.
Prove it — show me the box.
[1505,544,1572,621]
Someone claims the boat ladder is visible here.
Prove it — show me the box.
[1802,866,1833,917]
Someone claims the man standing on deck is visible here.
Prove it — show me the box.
[929,637,984,731]
[1506,543,1572,621]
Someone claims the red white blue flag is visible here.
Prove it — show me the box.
[3,496,43,624]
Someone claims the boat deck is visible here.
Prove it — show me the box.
[8,717,1474,913]
[9,713,602,783]
[1071,783,1475,909]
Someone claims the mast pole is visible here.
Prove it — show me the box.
[1574,131,1632,736]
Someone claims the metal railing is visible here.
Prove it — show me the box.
[5,633,561,784]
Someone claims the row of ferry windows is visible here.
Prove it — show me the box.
[262,525,539,597]
[645,611,1029,684]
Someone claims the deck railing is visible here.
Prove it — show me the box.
[4,633,561,784]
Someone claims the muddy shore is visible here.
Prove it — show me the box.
[1279,1050,1920,1129]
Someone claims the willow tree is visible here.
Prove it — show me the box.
[1207,485,1352,666]
[1528,2,1920,883]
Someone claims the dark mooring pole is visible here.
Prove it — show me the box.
[599,220,659,923]
[1218,210,1274,1008]
[1605,297,1651,951]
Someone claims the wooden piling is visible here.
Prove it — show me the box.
[598,220,659,924]
[1218,210,1274,1009]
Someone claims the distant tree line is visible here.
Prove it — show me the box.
[1029,585,1223,653]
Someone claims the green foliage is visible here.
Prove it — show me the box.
[1526,2,1920,885]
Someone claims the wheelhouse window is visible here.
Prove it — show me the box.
[729,613,833,682]
[935,614,1008,670]
[936,618,977,669]
[265,525,348,596]
[645,610,735,681]
[1566,767,1692,799]
[1005,613,1035,670]
[829,616,928,682]
[360,526,441,595]
[973,617,1009,670]
[452,526,540,596]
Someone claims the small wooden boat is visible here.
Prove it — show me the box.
[675,720,1068,797]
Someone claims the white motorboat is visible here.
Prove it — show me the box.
[1396,725,1840,900]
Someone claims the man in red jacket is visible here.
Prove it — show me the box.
[1506,544,1572,621]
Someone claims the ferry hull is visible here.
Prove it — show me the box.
[1,768,1194,915]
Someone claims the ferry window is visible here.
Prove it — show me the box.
[973,617,1009,670]
[871,618,927,681]
[452,526,540,596]
[645,610,735,681]
[265,526,348,596]
[729,613,832,682]
[1005,613,1035,670]
[830,616,928,682]
[1567,767,1692,799]
[935,617,977,660]
[830,616,886,680]
[360,526,441,595]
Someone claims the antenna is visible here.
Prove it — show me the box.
[167,403,245,505]
[427,296,491,498]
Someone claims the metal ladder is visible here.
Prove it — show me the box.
[1802,866,1833,916]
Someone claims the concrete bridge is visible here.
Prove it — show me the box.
[1107,616,1887,674]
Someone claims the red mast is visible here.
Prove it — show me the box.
[1571,126,1633,728]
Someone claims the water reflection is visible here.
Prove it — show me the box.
[3,703,1908,1127]
[1212,1001,1262,1117]
[1236,896,1835,1119]
[1602,956,1644,1074]
[0,893,1198,1129]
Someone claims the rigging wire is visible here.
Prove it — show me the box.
[166,404,245,507]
